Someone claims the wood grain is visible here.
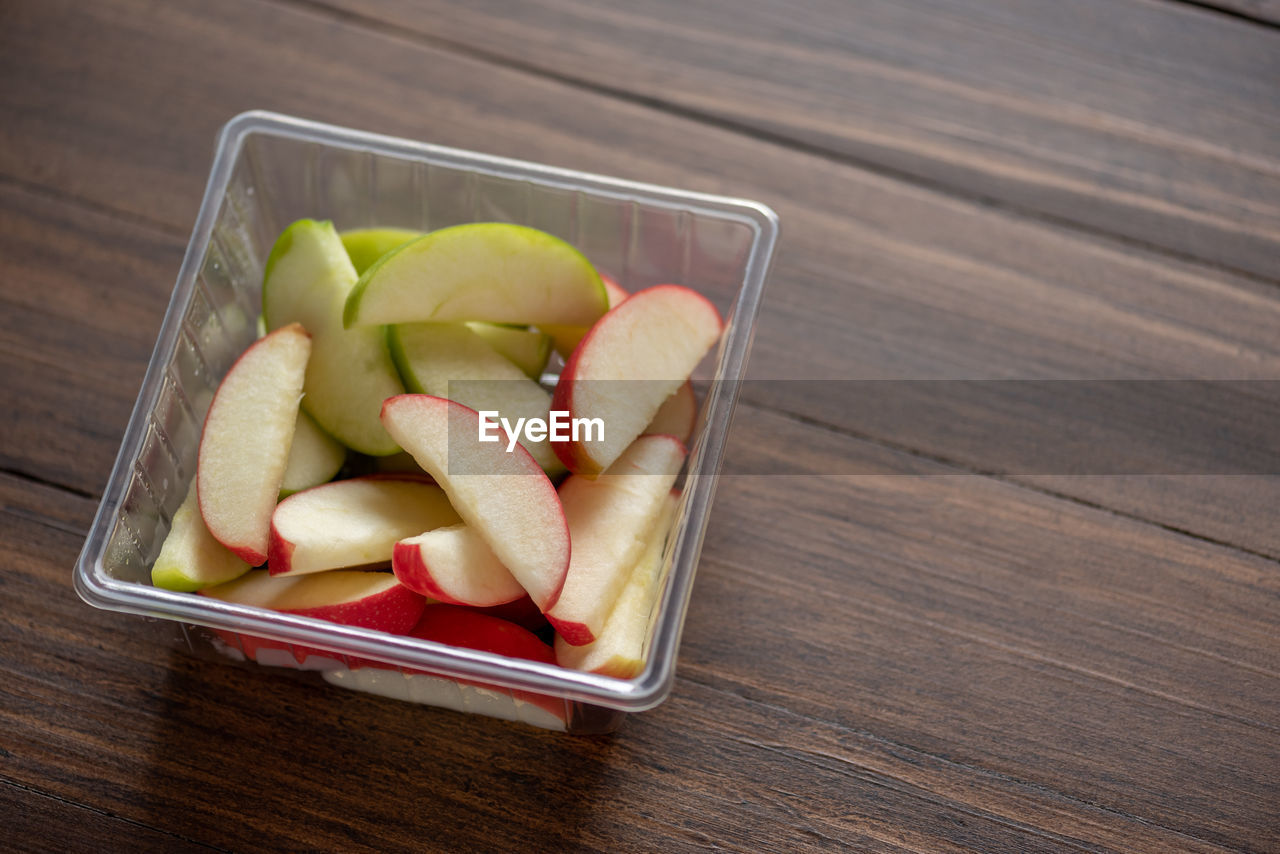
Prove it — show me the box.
[2,0,1278,556]
[314,0,1280,280]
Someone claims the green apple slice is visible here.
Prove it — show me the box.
[344,223,607,329]
[340,227,422,275]
[151,481,251,592]
[263,219,405,456]
[279,409,346,496]
[465,323,552,379]
[388,322,565,476]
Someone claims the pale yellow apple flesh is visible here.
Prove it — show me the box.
[551,285,722,476]
[152,481,251,592]
[393,523,526,607]
[263,219,405,456]
[280,409,346,496]
[546,435,686,646]
[541,274,628,360]
[555,491,680,677]
[380,394,570,611]
[268,476,460,576]
[344,223,607,329]
[388,322,564,475]
[197,323,310,565]
[644,380,698,444]
[465,322,552,380]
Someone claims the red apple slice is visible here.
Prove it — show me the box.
[198,323,311,564]
[556,491,680,677]
[380,395,570,611]
[551,285,721,476]
[547,435,686,646]
[644,380,697,444]
[393,523,527,607]
[202,569,426,635]
[268,475,459,576]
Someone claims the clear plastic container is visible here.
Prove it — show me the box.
[74,111,779,733]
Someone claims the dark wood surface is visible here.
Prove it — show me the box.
[2,1,1277,851]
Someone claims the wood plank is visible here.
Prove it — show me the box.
[1187,0,1280,25]
[1,0,1278,556]
[0,781,222,854]
[4,414,1276,851]
[318,0,1280,280]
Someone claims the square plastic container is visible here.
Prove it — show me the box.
[74,111,778,733]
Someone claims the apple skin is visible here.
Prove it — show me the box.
[392,524,526,608]
[340,227,422,275]
[197,322,311,565]
[471,596,548,633]
[151,481,251,592]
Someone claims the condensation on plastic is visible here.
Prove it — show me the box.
[74,111,779,732]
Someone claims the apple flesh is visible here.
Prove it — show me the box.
[268,475,460,576]
[344,223,607,329]
[280,409,346,496]
[263,219,405,456]
[556,491,680,677]
[393,523,527,607]
[152,481,251,592]
[465,322,552,380]
[541,274,628,360]
[198,322,310,565]
[380,394,570,612]
[547,435,687,646]
[388,321,564,475]
[551,284,722,477]
[644,380,697,444]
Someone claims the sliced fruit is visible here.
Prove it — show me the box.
[268,475,459,576]
[393,523,526,607]
[644,380,697,444]
[380,394,570,612]
[151,481,251,592]
[466,322,552,379]
[551,285,722,476]
[388,322,563,474]
[340,227,421,275]
[202,569,425,634]
[471,595,548,633]
[280,409,346,496]
[547,435,687,646]
[263,218,405,456]
[541,273,628,360]
[198,322,310,564]
[556,491,680,677]
[344,223,607,329]
[321,605,565,729]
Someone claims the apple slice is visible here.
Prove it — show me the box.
[388,322,564,475]
[151,482,251,592]
[202,569,425,634]
[541,273,628,360]
[263,219,405,456]
[465,323,552,380]
[644,380,697,444]
[198,322,310,564]
[380,394,569,612]
[556,491,680,677]
[340,227,421,275]
[393,523,526,607]
[280,409,346,496]
[343,223,607,329]
[547,435,686,646]
[322,605,565,729]
[268,475,460,576]
[551,285,721,476]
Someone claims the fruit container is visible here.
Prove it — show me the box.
[74,111,778,733]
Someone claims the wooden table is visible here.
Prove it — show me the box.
[3,1,1277,850]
